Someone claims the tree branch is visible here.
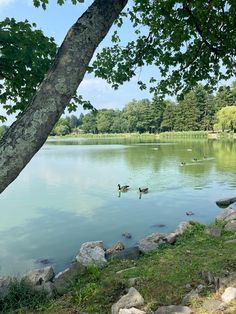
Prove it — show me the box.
[0,0,128,193]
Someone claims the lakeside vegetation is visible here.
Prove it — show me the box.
[2,221,236,313]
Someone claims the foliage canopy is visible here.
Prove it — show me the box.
[0,18,57,122]
[92,0,236,97]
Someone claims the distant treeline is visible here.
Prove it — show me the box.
[1,83,236,138]
[51,83,236,136]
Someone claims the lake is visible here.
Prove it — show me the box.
[0,138,236,276]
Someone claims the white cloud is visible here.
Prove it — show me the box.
[0,0,15,7]
[79,78,112,92]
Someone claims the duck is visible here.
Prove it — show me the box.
[180,161,186,166]
[186,211,194,216]
[139,187,149,193]
[118,184,129,192]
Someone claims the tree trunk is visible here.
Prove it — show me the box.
[0,0,128,194]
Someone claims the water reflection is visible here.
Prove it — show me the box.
[0,138,235,276]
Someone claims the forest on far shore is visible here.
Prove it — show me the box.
[1,83,236,138]
[51,83,236,136]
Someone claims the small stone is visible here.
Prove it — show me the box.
[116,267,137,275]
[205,226,222,237]
[107,241,125,255]
[224,239,236,244]
[127,278,141,286]
[182,289,199,305]
[24,266,54,286]
[119,308,146,314]
[154,305,193,314]
[202,299,226,312]
[111,287,144,314]
[225,220,236,232]
[216,207,235,221]
[185,284,192,292]
[221,287,236,303]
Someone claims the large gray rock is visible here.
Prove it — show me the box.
[24,266,54,285]
[216,197,236,207]
[175,222,191,236]
[107,247,141,261]
[34,281,54,297]
[221,287,236,303]
[216,207,235,221]
[53,261,85,295]
[155,305,193,314]
[138,233,176,253]
[119,308,146,314]
[225,220,236,232]
[111,287,144,314]
[0,276,14,298]
[75,241,107,267]
[224,212,236,222]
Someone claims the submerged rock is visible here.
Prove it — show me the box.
[151,224,166,228]
[216,197,236,207]
[75,241,107,267]
[35,258,54,266]
[111,287,144,314]
[122,232,132,239]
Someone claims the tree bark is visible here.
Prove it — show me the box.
[0,0,128,193]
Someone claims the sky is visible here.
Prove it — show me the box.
[0,0,154,125]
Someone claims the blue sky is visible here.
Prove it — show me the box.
[0,0,154,125]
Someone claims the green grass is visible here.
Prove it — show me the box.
[159,131,208,139]
[4,222,236,313]
[0,279,49,313]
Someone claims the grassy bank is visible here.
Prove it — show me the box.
[3,222,236,313]
[49,131,236,140]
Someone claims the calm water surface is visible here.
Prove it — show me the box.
[0,138,236,276]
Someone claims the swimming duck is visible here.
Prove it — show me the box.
[139,187,149,193]
[118,184,129,192]
[180,161,186,166]
[186,211,194,216]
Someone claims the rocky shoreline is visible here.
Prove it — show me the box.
[1,197,236,313]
